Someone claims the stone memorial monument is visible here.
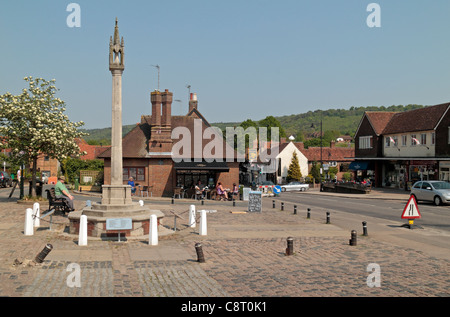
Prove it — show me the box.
[69,19,164,238]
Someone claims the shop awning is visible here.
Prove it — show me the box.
[349,161,372,171]
[174,160,229,172]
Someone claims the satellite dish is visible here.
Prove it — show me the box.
[289,135,295,141]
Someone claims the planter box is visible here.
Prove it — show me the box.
[79,185,102,192]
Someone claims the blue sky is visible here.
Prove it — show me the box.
[1,0,450,129]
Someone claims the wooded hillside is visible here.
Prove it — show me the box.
[80,104,424,145]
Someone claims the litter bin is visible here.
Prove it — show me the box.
[29,179,43,196]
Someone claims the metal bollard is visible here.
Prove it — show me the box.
[171,198,174,204]
[326,211,330,224]
[34,244,53,263]
[307,208,311,219]
[294,205,297,215]
[281,202,284,211]
[272,200,275,209]
[286,237,294,256]
[349,230,357,246]
[195,243,205,263]
[362,221,368,236]
[233,200,236,207]
[201,200,204,206]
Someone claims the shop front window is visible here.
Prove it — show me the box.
[175,170,215,189]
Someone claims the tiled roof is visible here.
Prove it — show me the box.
[301,146,355,162]
[75,138,110,160]
[364,112,397,135]
[382,103,449,134]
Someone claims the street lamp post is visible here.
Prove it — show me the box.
[311,112,323,191]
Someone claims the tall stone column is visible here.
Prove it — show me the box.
[111,69,123,186]
[69,18,164,238]
[102,17,130,205]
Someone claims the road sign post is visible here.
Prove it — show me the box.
[401,196,423,229]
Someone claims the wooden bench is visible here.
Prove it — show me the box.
[45,188,72,214]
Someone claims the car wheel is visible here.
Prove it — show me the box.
[282,187,286,192]
[434,196,442,206]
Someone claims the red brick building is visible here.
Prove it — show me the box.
[354,103,450,188]
[99,91,239,197]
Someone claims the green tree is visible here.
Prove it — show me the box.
[0,76,87,196]
[258,116,286,140]
[61,158,104,184]
[310,161,321,182]
[286,151,302,182]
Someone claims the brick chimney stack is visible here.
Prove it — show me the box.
[150,90,161,127]
[161,89,172,128]
[330,140,336,148]
[189,93,198,113]
[150,89,173,150]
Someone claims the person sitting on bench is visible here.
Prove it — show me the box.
[55,175,74,211]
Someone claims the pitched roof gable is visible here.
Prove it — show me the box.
[363,112,397,136]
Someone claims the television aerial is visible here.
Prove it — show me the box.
[151,64,160,91]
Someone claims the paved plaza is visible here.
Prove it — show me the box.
[0,190,449,299]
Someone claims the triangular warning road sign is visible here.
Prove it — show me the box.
[402,196,421,219]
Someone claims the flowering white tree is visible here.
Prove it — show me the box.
[0,76,87,197]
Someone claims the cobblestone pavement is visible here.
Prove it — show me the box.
[0,194,449,298]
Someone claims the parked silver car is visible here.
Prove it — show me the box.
[280,181,309,192]
[410,181,450,206]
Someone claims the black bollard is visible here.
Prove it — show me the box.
[294,205,297,215]
[307,208,311,219]
[195,243,205,263]
[171,198,174,204]
[326,211,330,224]
[349,230,357,246]
[233,200,236,207]
[34,244,53,263]
[362,221,368,236]
[201,200,204,206]
[286,237,294,256]
[272,200,275,209]
[281,202,284,211]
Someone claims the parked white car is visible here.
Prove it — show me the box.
[280,181,309,192]
[410,181,450,206]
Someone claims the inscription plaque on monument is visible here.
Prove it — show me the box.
[106,218,132,230]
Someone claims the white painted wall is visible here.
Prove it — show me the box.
[383,131,435,157]
[276,142,308,184]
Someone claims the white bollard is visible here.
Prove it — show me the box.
[24,208,34,236]
[189,205,196,228]
[149,214,158,246]
[139,200,144,206]
[199,210,207,236]
[33,202,40,227]
[78,215,88,246]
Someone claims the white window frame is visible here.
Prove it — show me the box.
[401,135,407,147]
[448,127,450,144]
[359,136,372,149]
[411,134,417,146]
[421,133,427,145]
[385,137,390,147]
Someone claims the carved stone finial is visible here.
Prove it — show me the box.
[109,18,124,72]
